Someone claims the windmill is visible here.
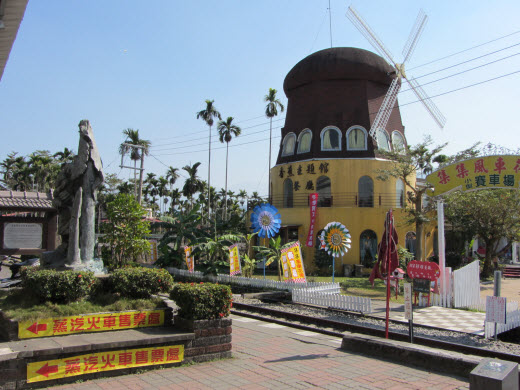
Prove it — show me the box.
[346,6,446,149]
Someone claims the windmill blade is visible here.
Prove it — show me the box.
[369,78,401,139]
[346,6,397,67]
[406,76,446,128]
[402,9,428,65]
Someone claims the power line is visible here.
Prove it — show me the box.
[408,29,520,71]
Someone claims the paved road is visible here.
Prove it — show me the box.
[48,314,468,390]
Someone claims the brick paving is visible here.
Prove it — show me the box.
[46,314,469,389]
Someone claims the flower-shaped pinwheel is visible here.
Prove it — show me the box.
[250,203,281,238]
[320,222,352,257]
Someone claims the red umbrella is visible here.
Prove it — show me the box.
[369,209,398,338]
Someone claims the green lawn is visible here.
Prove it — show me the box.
[0,289,166,322]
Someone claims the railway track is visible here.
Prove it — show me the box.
[232,301,520,364]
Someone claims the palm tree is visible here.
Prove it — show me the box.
[119,128,151,203]
[217,117,242,220]
[165,166,179,191]
[196,100,221,217]
[157,176,169,214]
[182,162,204,210]
[238,189,248,208]
[264,88,285,201]
[53,147,75,165]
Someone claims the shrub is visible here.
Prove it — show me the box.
[21,267,97,303]
[170,282,232,320]
[108,267,174,299]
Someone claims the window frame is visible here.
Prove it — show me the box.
[281,132,297,157]
[346,125,368,151]
[391,130,406,154]
[376,129,391,152]
[297,129,313,154]
[320,126,342,151]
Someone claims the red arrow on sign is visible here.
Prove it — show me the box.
[36,362,58,377]
[27,322,48,335]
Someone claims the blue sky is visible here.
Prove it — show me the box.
[1,1,519,197]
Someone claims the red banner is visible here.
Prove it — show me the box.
[407,260,440,280]
[306,193,319,247]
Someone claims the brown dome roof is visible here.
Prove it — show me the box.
[283,47,394,96]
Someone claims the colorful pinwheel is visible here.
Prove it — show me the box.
[320,222,351,257]
[250,203,282,238]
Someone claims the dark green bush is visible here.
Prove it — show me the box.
[170,282,232,320]
[108,267,174,299]
[21,267,97,303]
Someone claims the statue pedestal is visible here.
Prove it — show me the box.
[65,258,107,275]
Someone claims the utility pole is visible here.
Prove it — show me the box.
[120,143,146,205]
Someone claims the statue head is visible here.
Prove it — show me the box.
[78,120,91,137]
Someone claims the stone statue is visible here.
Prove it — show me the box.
[43,120,104,269]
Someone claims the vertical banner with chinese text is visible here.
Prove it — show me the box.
[184,246,194,272]
[149,239,158,263]
[229,244,241,276]
[306,193,319,247]
[280,241,306,283]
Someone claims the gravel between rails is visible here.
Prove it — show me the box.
[233,296,520,355]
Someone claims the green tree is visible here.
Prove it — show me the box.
[196,99,221,217]
[255,236,294,281]
[156,204,206,268]
[182,162,204,210]
[119,128,151,201]
[264,88,285,200]
[217,116,242,220]
[100,193,151,269]
[444,189,520,278]
[375,136,449,261]
[198,232,243,275]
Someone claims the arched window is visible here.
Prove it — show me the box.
[396,179,404,208]
[406,232,417,259]
[376,129,391,151]
[281,133,296,156]
[360,230,378,267]
[316,176,332,207]
[358,176,374,207]
[392,131,406,154]
[297,129,312,154]
[283,178,293,208]
[346,126,367,151]
[320,126,341,151]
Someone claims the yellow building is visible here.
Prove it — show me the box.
[267,47,436,275]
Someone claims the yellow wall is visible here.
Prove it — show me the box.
[268,158,436,275]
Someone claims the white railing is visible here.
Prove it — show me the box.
[292,289,372,314]
[485,300,520,338]
[166,267,340,292]
[453,260,480,309]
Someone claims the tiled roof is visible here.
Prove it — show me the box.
[0,190,55,210]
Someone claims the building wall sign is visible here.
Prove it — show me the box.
[3,223,43,249]
[427,155,520,196]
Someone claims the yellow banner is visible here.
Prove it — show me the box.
[280,241,306,283]
[18,310,165,339]
[27,344,184,383]
[184,246,194,272]
[426,155,520,196]
[229,244,241,275]
[149,239,158,263]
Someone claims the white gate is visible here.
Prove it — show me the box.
[452,260,481,309]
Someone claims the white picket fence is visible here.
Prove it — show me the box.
[292,289,372,314]
[453,261,481,309]
[485,300,520,338]
[166,267,340,292]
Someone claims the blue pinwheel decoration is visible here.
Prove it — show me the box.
[250,203,282,238]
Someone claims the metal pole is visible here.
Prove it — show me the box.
[332,257,335,283]
[437,199,447,306]
[137,151,145,205]
[494,270,502,341]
